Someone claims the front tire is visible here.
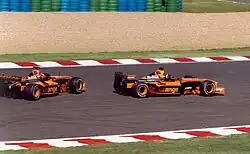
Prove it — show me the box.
[68,77,86,94]
[200,81,216,96]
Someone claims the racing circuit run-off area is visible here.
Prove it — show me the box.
[1,0,250,152]
[0,58,250,153]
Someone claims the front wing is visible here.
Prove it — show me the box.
[183,87,225,96]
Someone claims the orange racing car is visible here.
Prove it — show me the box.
[113,71,225,98]
[0,70,86,100]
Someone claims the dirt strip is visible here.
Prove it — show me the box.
[0,12,250,54]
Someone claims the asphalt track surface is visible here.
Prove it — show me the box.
[0,62,250,141]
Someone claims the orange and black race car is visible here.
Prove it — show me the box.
[0,72,86,100]
[113,72,225,98]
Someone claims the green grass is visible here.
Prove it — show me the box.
[2,133,250,154]
[1,47,250,62]
[183,0,250,13]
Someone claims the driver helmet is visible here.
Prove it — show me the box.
[155,67,165,77]
[32,66,41,78]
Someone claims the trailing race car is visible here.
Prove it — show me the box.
[0,72,86,100]
[113,72,225,98]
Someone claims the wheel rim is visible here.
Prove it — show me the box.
[33,87,41,98]
[77,81,83,91]
[137,85,148,96]
[205,84,214,94]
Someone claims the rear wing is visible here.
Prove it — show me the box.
[126,75,136,80]
[114,72,136,79]
[0,74,22,81]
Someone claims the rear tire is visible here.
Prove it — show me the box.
[10,85,21,99]
[200,81,216,96]
[68,77,85,94]
[0,79,9,97]
[24,84,41,100]
[131,83,149,98]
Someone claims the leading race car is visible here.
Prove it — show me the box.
[113,72,225,98]
[0,71,86,100]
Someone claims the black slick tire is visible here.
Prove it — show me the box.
[200,80,216,96]
[68,77,85,94]
[131,83,149,98]
[24,84,41,100]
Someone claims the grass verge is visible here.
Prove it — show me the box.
[1,133,250,154]
[1,47,250,62]
[183,0,250,13]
